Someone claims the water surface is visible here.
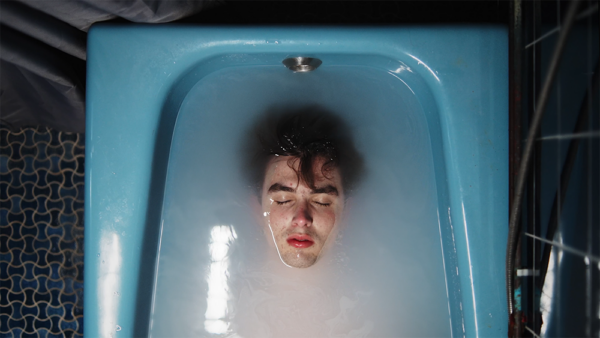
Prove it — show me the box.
[150,64,452,337]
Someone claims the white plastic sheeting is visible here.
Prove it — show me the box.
[0,0,216,132]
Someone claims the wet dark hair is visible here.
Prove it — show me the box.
[242,106,364,197]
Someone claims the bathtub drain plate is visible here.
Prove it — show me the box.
[282,57,322,72]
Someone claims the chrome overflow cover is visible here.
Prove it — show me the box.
[282,57,322,72]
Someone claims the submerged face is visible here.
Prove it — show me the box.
[260,156,345,268]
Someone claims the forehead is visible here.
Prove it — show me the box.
[263,156,341,184]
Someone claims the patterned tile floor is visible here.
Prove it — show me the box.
[0,126,84,338]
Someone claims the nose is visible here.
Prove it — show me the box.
[292,202,313,227]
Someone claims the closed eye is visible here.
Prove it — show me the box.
[313,201,331,207]
[276,200,292,205]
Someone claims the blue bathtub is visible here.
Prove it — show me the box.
[85,26,508,337]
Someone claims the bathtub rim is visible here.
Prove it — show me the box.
[85,25,508,338]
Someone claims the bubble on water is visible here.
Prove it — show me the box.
[97,253,100,257]
[116,325,121,331]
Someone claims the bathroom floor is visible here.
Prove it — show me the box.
[0,126,85,338]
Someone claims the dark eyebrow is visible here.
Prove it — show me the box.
[267,183,339,196]
[311,185,339,196]
[268,183,295,193]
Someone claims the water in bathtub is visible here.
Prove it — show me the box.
[149,64,453,337]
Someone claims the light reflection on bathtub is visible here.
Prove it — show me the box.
[99,232,122,338]
[204,225,237,334]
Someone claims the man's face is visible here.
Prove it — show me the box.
[260,156,345,268]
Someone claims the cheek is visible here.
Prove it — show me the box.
[266,208,292,230]
[314,209,337,232]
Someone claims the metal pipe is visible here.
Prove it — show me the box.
[508,0,524,322]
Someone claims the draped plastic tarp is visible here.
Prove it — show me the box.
[1,0,215,133]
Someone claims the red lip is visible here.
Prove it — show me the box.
[286,234,314,248]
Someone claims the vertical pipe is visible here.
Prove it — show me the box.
[509,0,523,240]
[584,2,593,335]
[508,1,524,335]
[528,0,542,334]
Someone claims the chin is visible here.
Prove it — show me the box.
[281,252,318,268]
